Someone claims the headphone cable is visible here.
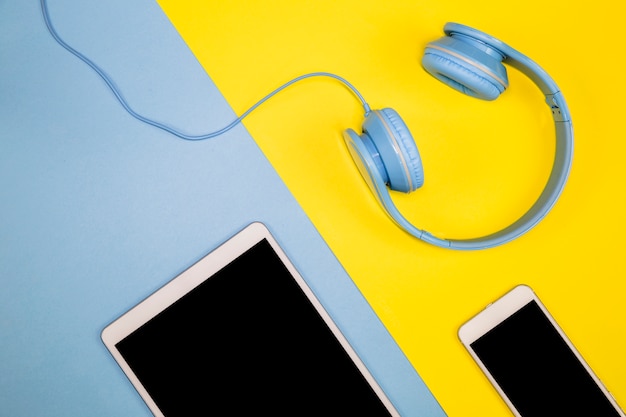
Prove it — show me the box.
[40,0,371,141]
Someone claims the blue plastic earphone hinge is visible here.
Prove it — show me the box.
[545,92,571,122]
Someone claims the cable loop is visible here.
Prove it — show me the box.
[40,0,370,141]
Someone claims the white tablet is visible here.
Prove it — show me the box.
[101,222,399,416]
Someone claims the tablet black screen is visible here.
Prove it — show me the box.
[115,239,393,416]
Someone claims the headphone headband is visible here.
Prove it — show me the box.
[345,23,573,250]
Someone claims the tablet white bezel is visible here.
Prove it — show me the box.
[101,222,399,416]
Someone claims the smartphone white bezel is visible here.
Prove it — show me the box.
[458,284,624,417]
[101,222,400,417]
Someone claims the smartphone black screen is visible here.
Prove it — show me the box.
[470,300,620,416]
[115,239,393,416]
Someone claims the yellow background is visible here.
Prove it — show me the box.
[157,1,625,415]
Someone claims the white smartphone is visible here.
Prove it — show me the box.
[458,284,624,416]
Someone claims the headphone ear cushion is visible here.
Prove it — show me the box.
[364,109,424,193]
[422,37,508,101]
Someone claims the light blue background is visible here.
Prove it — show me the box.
[0,1,445,415]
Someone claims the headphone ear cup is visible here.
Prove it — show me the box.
[362,109,424,193]
[422,36,508,101]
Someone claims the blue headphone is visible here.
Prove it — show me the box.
[41,0,572,250]
[343,23,573,250]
